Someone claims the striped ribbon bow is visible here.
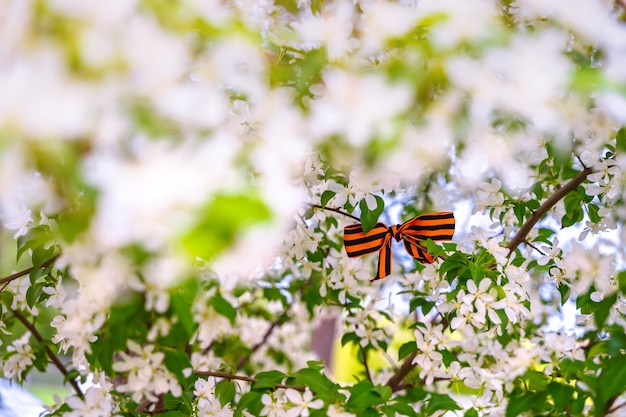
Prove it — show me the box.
[343,211,455,281]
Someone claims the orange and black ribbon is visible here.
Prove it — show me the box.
[344,212,455,281]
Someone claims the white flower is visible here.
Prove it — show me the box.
[42,279,67,308]
[261,393,287,417]
[417,0,496,49]
[65,383,117,417]
[3,331,35,380]
[537,237,561,266]
[309,70,413,145]
[473,180,505,214]
[191,351,222,372]
[285,388,323,417]
[291,1,358,61]
[327,404,356,417]
[112,340,181,402]
[3,203,32,238]
[192,292,232,349]
[358,1,419,54]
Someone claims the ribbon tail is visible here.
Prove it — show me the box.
[372,235,393,281]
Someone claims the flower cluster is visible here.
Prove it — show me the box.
[1,0,626,416]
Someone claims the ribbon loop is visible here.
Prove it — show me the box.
[343,211,455,281]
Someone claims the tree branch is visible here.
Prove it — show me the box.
[12,309,83,398]
[386,167,594,393]
[194,370,305,392]
[506,167,593,254]
[304,203,360,222]
[0,254,60,290]
[386,350,417,392]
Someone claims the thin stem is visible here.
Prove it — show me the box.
[12,309,83,398]
[236,319,279,371]
[236,266,318,370]
[194,370,305,392]
[524,240,546,256]
[506,167,593,254]
[361,350,373,383]
[0,254,60,290]
[305,203,360,222]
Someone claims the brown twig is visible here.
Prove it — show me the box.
[0,254,60,290]
[304,203,360,222]
[524,240,546,256]
[194,370,305,392]
[606,399,626,416]
[361,350,373,383]
[506,167,593,254]
[12,309,83,398]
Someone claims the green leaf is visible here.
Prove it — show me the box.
[587,203,601,224]
[98,298,145,373]
[617,270,626,294]
[296,48,327,102]
[359,195,385,234]
[525,370,550,391]
[164,348,192,384]
[31,246,56,270]
[594,292,618,329]
[26,282,45,308]
[513,202,526,224]
[237,391,264,414]
[561,191,584,228]
[320,190,336,208]
[251,370,289,391]
[372,385,392,402]
[57,187,98,243]
[464,408,479,417]
[215,380,236,407]
[548,381,574,413]
[616,127,626,153]
[422,239,445,260]
[1,291,14,309]
[255,370,286,383]
[341,332,360,347]
[398,341,417,361]
[346,380,383,411]
[293,368,335,402]
[170,282,198,338]
[310,0,323,14]
[506,391,546,417]
[384,399,418,417]
[596,355,626,413]
[17,225,54,263]
[426,393,461,414]
[211,295,237,325]
[180,193,272,261]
